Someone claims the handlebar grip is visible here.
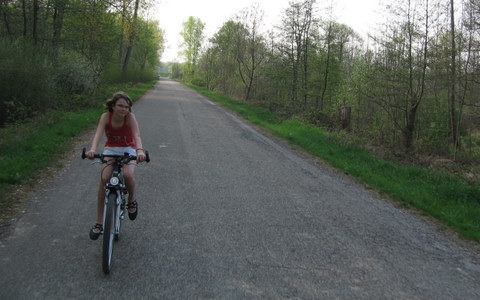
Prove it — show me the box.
[145,151,150,163]
[82,147,102,159]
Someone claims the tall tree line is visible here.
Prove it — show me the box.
[188,0,480,157]
[0,0,164,126]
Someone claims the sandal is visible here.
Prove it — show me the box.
[127,200,138,221]
[89,223,103,240]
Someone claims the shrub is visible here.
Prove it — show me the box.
[0,38,100,125]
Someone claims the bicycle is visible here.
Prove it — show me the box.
[81,148,150,274]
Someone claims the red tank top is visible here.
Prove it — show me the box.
[105,113,136,148]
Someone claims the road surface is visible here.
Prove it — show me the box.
[1,78,480,299]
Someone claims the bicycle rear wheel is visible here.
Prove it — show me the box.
[102,192,117,274]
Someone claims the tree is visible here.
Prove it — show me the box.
[52,0,67,51]
[32,0,38,44]
[0,0,12,35]
[278,0,316,108]
[208,21,242,94]
[122,0,140,75]
[131,19,164,73]
[368,0,431,151]
[197,45,217,89]
[448,0,459,149]
[180,16,205,79]
[463,0,480,107]
[234,3,267,100]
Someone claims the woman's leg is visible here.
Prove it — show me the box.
[123,163,137,211]
[93,162,113,230]
[95,180,105,225]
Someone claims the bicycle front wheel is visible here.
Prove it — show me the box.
[114,196,122,241]
[102,192,117,274]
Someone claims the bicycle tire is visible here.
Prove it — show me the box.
[102,192,117,274]
[114,196,122,241]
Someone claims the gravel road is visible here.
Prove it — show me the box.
[1,78,479,299]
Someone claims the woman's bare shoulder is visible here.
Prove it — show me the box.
[98,112,110,123]
[127,112,138,122]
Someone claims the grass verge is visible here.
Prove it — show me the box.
[188,84,480,242]
[0,81,156,210]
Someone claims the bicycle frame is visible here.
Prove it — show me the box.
[82,148,149,274]
[103,156,128,238]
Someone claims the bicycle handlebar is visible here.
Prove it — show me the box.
[81,148,150,163]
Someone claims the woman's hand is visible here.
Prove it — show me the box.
[136,149,146,162]
[86,150,96,160]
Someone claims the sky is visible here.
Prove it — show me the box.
[153,0,383,62]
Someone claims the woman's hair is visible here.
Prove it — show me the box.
[105,91,133,112]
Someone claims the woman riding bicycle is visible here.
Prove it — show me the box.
[86,91,146,240]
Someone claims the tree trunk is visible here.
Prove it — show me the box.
[122,0,140,76]
[338,106,351,131]
[403,102,419,150]
[449,0,458,149]
[401,0,428,152]
[119,0,128,66]
[1,0,11,35]
[52,1,66,51]
[319,23,332,111]
[33,0,39,44]
[302,1,313,109]
[22,0,27,37]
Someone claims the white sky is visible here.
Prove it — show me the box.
[153,0,383,62]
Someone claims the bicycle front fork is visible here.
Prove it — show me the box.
[119,191,127,220]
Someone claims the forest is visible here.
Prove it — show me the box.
[0,0,164,127]
[176,0,480,171]
[1,0,480,173]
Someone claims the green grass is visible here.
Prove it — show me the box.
[188,84,480,242]
[0,81,156,206]
[0,110,98,185]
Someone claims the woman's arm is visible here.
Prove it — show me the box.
[86,113,108,159]
[128,113,146,162]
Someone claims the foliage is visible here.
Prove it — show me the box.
[189,0,480,161]
[0,0,164,126]
[180,16,205,80]
[0,38,95,125]
[132,20,164,73]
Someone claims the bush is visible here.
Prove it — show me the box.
[0,38,53,126]
[188,76,205,87]
[0,38,100,126]
[53,49,96,97]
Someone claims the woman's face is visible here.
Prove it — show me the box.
[112,98,131,116]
